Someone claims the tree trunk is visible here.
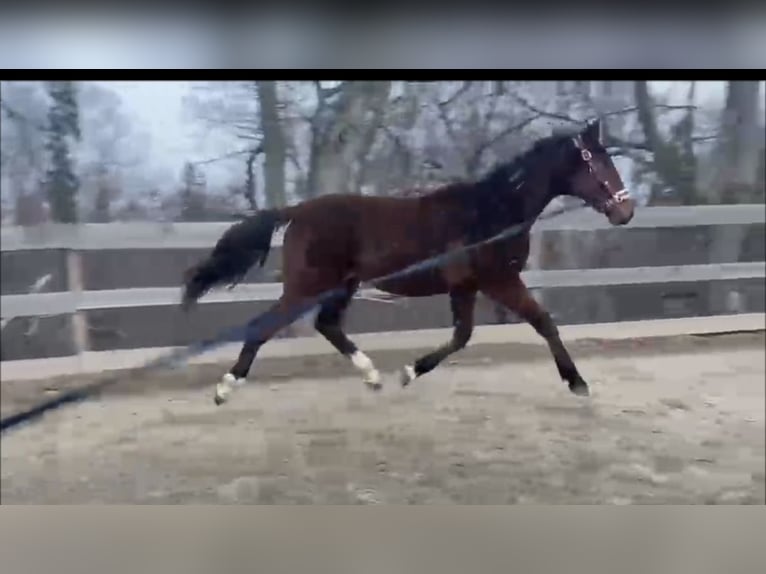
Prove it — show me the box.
[307,81,392,197]
[634,81,698,204]
[350,85,391,195]
[705,82,761,313]
[14,192,47,226]
[244,147,259,211]
[380,81,420,193]
[91,172,113,223]
[256,81,286,209]
[715,81,762,203]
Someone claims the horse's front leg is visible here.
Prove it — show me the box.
[481,275,589,396]
[400,288,476,386]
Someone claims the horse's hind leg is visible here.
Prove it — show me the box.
[314,282,382,390]
[481,275,589,396]
[400,288,476,386]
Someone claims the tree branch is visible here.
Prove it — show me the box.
[381,124,415,160]
[436,99,462,156]
[437,81,473,108]
[313,81,344,108]
[468,113,542,175]
[482,84,501,136]
[487,114,542,152]
[195,115,258,135]
[509,91,583,125]
[511,88,698,127]
[321,84,344,100]
[432,83,480,172]
[192,145,262,166]
[600,103,697,119]
[0,98,47,131]
[286,148,304,176]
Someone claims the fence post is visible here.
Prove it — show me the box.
[66,248,90,369]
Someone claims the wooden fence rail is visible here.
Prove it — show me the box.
[1,204,764,365]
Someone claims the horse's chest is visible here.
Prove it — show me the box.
[472,236,530,273]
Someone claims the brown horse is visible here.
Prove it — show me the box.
[182,120,634,405]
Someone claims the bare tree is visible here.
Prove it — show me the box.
[376,82,421,191]
[368,81,544,196]
[256,81,287,208]
[305,81,392,198]
[436,81,553,179]
[713,81,764,203]
[501,81,720,205]
[44,81,82,223]
[178,162,208,221]
[0,81,49,225]
[76,82,140,222]
[632,81,702,204]
[631,81,764,205]
[243,146,259,211]
[184,81,291,209]
[365,81,443,195]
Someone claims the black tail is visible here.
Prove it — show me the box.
[181,209,289,311]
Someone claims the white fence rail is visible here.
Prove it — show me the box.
[2,262,765,319]
[1,204,764,364]
[2,204,764,320]
[2,204,763,252]
[3,313,764,382]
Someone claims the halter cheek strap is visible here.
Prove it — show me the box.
[572,135,630,210]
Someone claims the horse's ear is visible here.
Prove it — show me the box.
[583,119,602,144]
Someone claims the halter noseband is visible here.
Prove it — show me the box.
[573,135,629,212]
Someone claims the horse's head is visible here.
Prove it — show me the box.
[563,120,634,226]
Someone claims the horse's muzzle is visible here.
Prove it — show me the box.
[606,193,634,226]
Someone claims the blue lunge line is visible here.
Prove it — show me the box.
[0,204,578,434]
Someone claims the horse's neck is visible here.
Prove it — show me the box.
[493,180,555,227]
[425,175,555,242]
[521,187,557,223]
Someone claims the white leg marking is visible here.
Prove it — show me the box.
[400,364,416,387]
[350,350,381,387]
[215,373,246,404]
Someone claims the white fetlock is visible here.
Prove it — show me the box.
[400,364,416,387]
[364,368,382,388]
[215,373,245,405]
[351,350,382,390]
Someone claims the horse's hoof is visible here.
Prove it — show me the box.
[400,365,416,387]
[214,373,239,406]
[569,380,590,397]
[362,367,382,392]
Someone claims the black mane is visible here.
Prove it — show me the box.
[477,131,574,190]
[449,131,576,241]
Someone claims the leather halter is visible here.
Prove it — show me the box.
[573,135,629,212]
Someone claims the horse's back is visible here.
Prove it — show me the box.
[281,191,529,298]
[283,193,428,285]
